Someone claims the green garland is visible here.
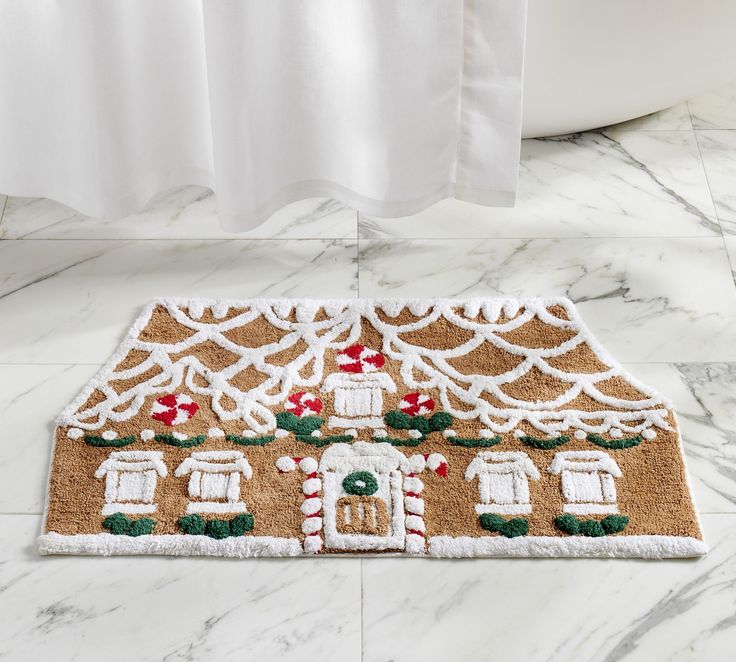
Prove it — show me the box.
[102,512,156,536]
[85,435,136,448]
[273,411,353,446]
[554,514,629,536]
[519,434,570,450]
[226,434,276,446]
[479,513,529,538]
[587,434,643,450]
[178,513,254,538]
[275,412,323,435]
[155,434,207,448]
[295,434,356,447]
[448,436,502,448]
[382,410,453,446]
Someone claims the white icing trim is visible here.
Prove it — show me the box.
[428,536,708,559]
[319,442,408,473]
[175,451,253,478]
[36,533,708,559]
[547,451,622,477]
[186,501,248,514]
[38,534,304,557]
[55,298,671,438]
[563,503,618,515]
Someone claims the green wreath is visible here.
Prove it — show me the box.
[342,471,379,496]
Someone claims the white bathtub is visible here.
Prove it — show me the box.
[522,0,736,137]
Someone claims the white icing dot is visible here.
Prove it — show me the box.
[310,430,323,438]
[610,428,623,439]
[345,429,358,438]
[642,429,657,440]
[188,302,204,319]
[140,429,155,441]
[299,457,318,474]
[574,430,587,440]
[101,430,118,440]
[513,429,525,438]
[66,428,84,440]
[173,431,187,441]
[241,430,257,438]
[503,301,520,318]
[212,303,229,319]
[480,429,495,439]
[303,535,323,554]
[208,427,225,438]
[275,429,289,438]
[408,430,423,439]
[276,456,296,472]
[373,429,387,438]
[443,429,457,438]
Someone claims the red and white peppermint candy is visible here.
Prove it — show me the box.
[285,391,323,417]
[150,393,199,426]
[336,344,385,374]
[400,392,435,416]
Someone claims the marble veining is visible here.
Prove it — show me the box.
[1,81,736,661]
[359,237,736,362]
[0,238,358,363]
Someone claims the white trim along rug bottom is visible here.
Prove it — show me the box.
[39,298,706,559]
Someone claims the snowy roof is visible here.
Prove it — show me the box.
[57,297,672,436]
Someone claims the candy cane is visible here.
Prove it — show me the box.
[403,452,448,554]
[276,455,323,553]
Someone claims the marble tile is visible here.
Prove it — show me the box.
[725,237,736,283]
[0,238,357,364]
[0,187,357,240]
[623,363,736,514]
[360,131,719,239]
[0,515,360,662]
[0,365,99,514]
[696,131,736,232]
[358,237,736,362]
[689,81,736,129]
[611,103,693,132]
[362,514,736,662]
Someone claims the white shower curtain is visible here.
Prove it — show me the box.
[0,0,527,231]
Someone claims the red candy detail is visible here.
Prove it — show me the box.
[285,391,323,417]
[150,393,199,427]
[435,462,448,478]
[400,392,435,416]
[336,344,385,374]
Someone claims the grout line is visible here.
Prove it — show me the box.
[691,129,725,240]
[692,126,736,286]
[0,236,357,242]
[356,234,724,242]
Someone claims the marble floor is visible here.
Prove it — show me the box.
[1,81,736,662]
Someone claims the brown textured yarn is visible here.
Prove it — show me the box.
[44,304,703,546]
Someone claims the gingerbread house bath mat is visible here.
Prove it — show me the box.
[40,298,706,558]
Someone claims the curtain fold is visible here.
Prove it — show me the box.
[0,0,526,231]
